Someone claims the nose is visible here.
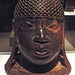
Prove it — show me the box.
[33,20,50,44]
[33,36,50,44]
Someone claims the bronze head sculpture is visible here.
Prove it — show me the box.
[5,0,71,75]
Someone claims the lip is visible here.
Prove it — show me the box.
[31,49,53,58]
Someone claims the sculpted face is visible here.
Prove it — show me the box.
[5,0,71,74]
[17,17,63,65]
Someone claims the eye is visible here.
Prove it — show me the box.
[48,24,56,29]
[19,21,34,30]
[46,24,57,31]
[26,23,34,29]
[46,23,60,33]
[45,20,61,33]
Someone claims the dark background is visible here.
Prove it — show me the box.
[0,0,18,32]
[0,0,75,32]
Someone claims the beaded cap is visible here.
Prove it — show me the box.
[14,0,64,21]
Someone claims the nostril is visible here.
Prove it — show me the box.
[33,37,50,44]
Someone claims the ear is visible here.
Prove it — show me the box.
[12,19,18,34]
[61,22,65,50]
[12,19,18,48]
[59,22,65,66]
[59,22,71,74]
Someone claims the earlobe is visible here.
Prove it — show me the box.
[61,44,64,50]
[62,22,65,50]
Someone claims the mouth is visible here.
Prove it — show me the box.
[31,49,53,58]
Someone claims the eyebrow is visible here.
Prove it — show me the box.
[26,21,34,25]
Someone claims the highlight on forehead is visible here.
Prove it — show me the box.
[14,0,64,21]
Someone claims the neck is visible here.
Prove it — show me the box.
[15,52,60,73]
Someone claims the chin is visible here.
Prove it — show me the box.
[22,52,59,65]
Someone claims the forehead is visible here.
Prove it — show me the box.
[15,17,63,23]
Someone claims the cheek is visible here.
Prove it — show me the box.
[55,29,63,41]
[17,32,34,45]
[51,29,62,49]
[52,32,62,50]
